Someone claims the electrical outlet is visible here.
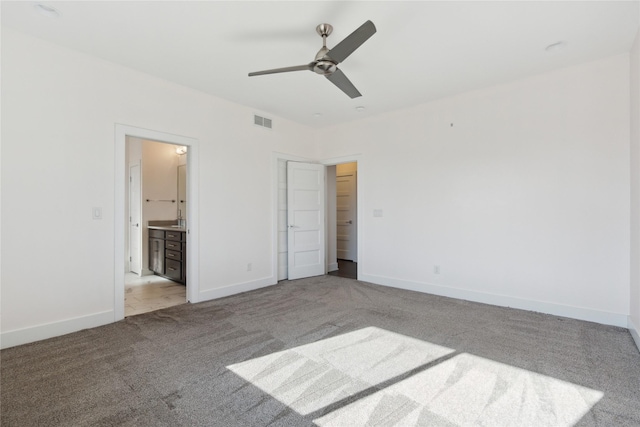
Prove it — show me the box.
[247,263,252,272]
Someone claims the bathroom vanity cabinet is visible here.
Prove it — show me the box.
[149,227,186,284]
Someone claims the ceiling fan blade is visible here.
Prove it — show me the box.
[325,68,362,98]
[248,63,313,77]
[324,20,376,64]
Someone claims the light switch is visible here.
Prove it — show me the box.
[92,207,102,220]
[373,209,383,217]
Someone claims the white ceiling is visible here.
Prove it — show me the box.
[2,1,639,128]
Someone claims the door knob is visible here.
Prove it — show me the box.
[347,220,353,224]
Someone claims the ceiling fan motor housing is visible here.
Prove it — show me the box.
[313,60,337,75]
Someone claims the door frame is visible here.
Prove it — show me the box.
[115,124,200,321]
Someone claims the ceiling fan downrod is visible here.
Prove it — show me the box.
[314,23,337,75]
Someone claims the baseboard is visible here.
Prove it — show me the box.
[4,277,630,350]
[359,273,628,328]
[328,262,339,272]
[629,317,640,354]
[198,276,277,302]
[1,310,114,350]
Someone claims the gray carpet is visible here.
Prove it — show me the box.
[2,275,639,426]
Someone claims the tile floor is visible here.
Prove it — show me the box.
[125,273,186,317]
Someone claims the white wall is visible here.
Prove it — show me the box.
[317,54,631,327]
[1,26,636,348]
[0,29,315,347]
[630,28,640,351]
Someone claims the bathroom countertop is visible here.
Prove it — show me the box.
[148,225,186,232]
[148,220,186,232]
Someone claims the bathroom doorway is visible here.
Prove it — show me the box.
[124,137,188,316]
[115,124,200,322]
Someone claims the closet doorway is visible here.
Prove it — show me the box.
[275,156,359,282]
[329,162,358,280]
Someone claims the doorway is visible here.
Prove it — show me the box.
[275,156,359,282]
[124,137,188,316]
[115,124,200,322]
[330,162,358,279]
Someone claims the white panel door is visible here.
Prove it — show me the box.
[287,161,325,280]
[336,172,357,261]
[129,163,142,275]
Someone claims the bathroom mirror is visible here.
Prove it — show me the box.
[177,164,187,224]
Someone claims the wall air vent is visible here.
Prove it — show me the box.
[254,114,273,130]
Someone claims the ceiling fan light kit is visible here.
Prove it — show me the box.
[248,20,377,99]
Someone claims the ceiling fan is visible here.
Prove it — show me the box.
[248,20,376,99]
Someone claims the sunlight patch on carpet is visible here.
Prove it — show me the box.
[227,327,603,426]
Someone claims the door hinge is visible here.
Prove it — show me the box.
[129,256,132,262]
